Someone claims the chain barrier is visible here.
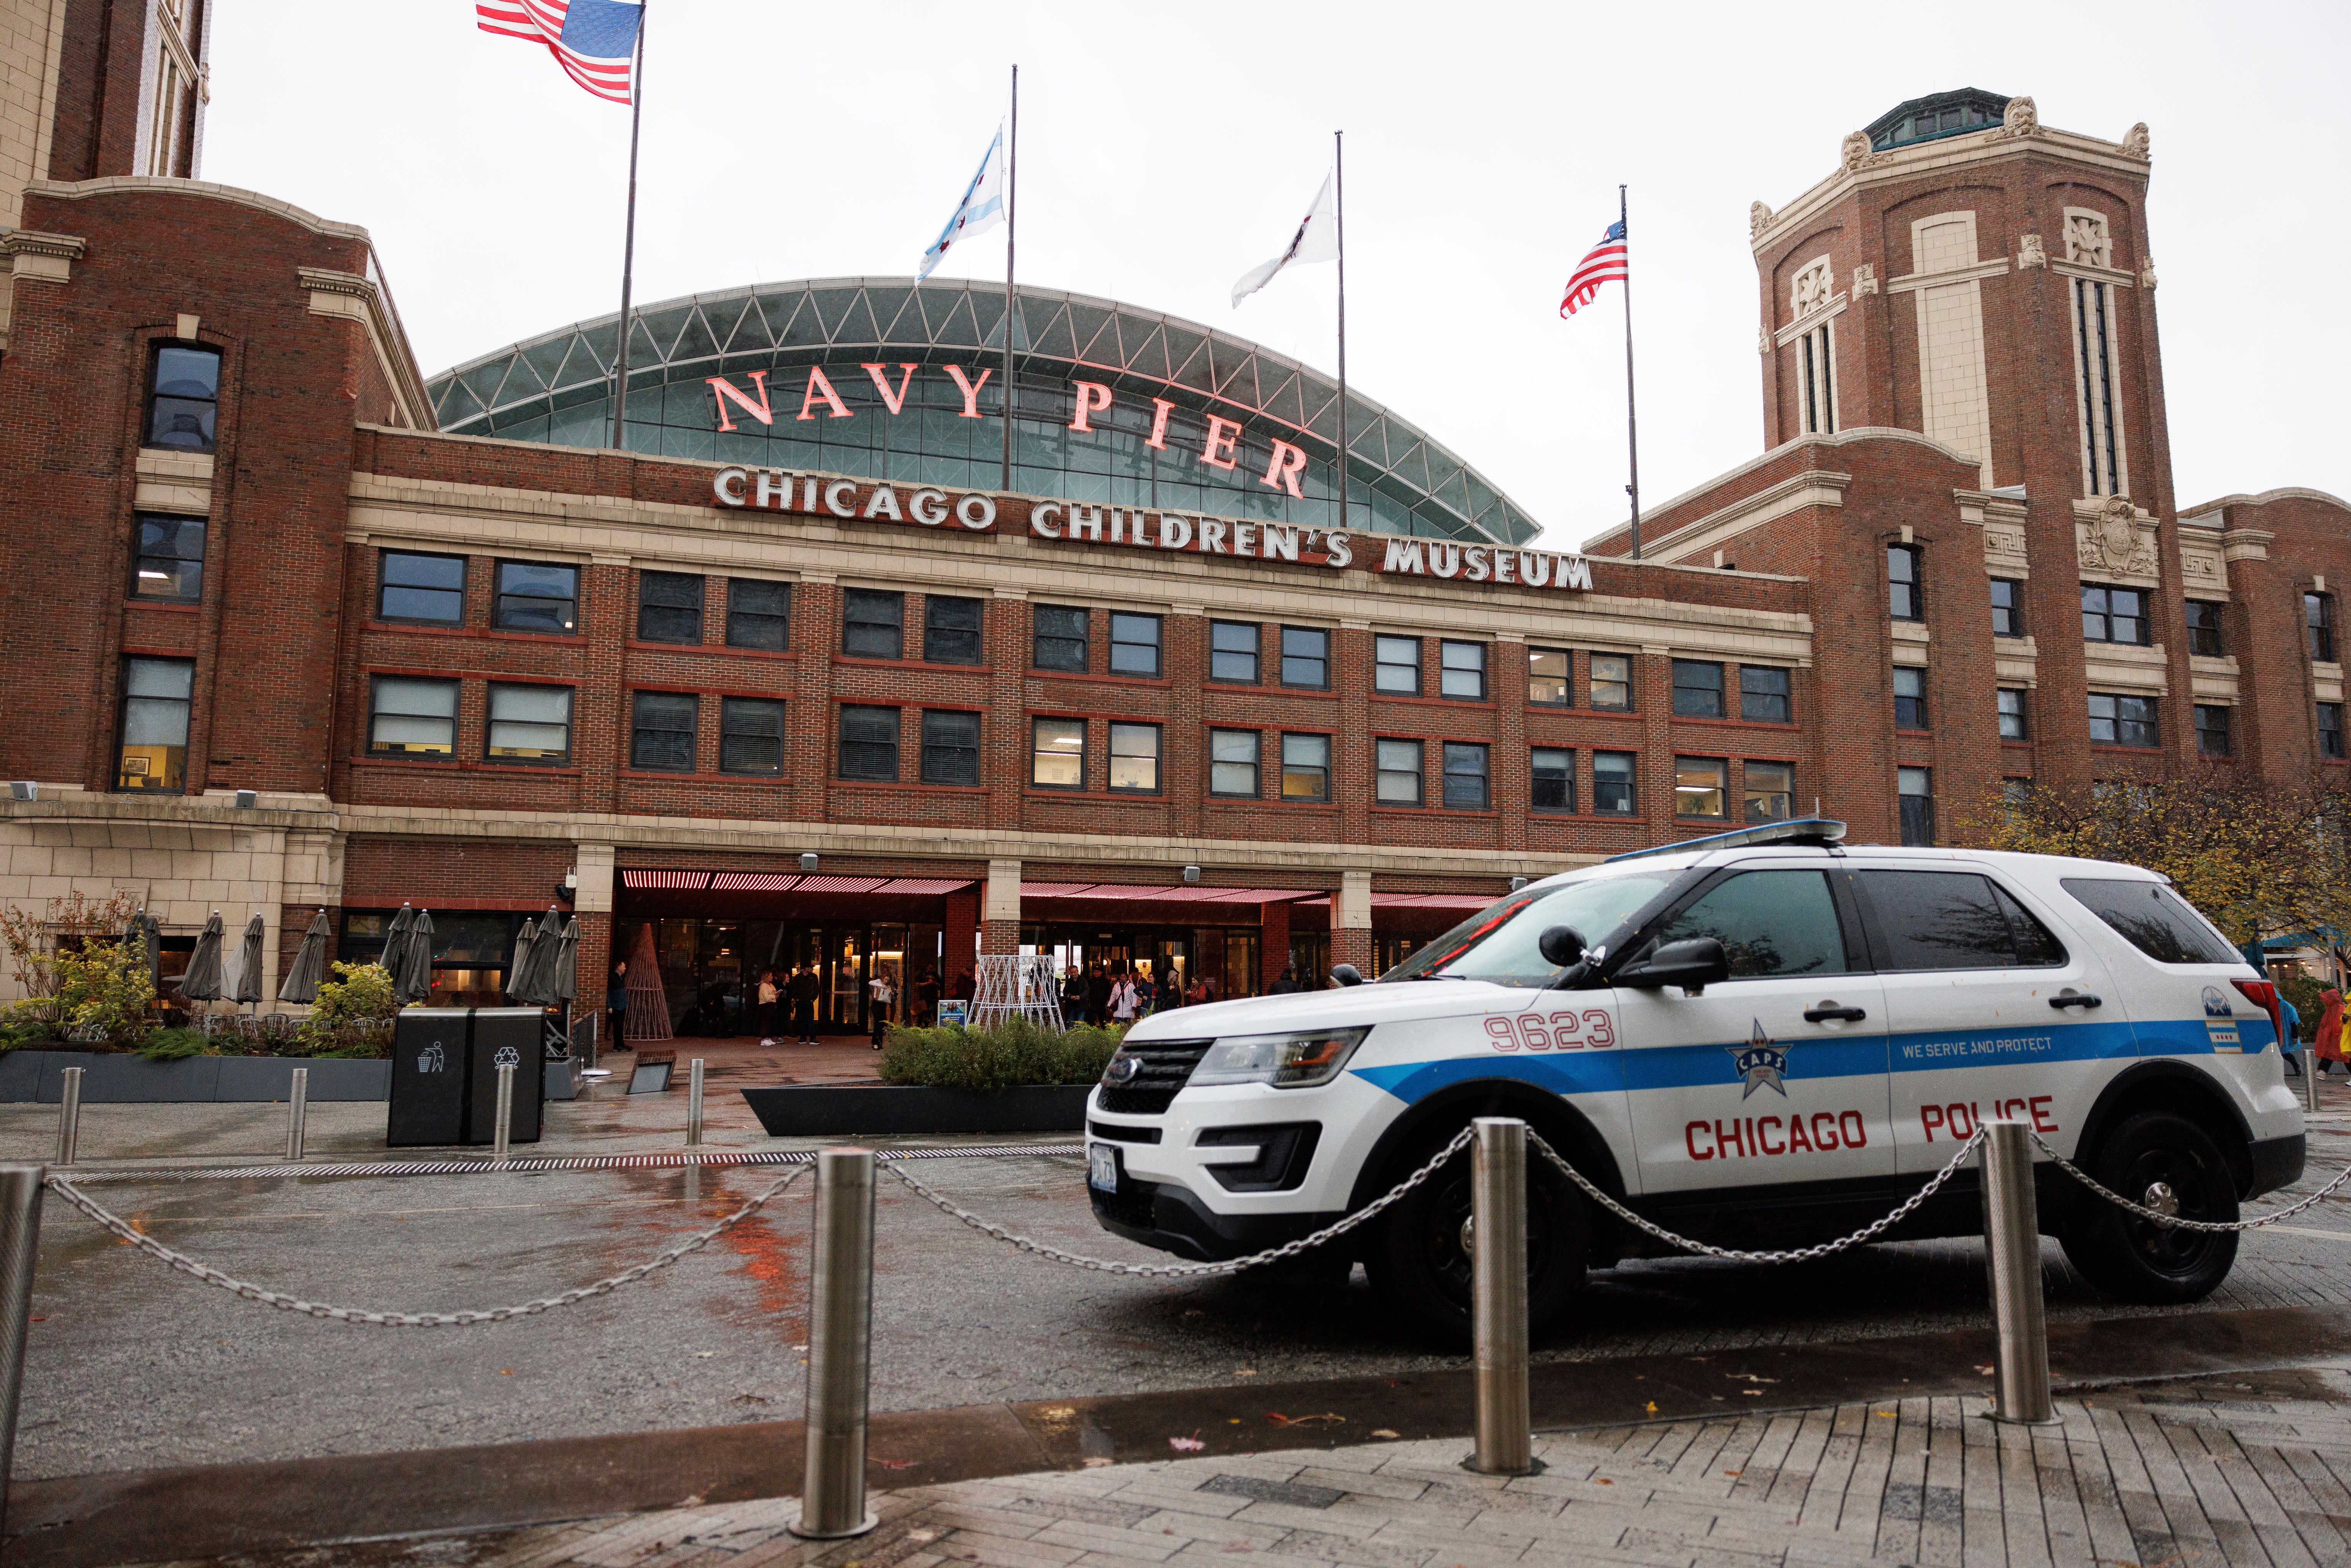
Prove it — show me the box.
[2028,1130,2351,1234]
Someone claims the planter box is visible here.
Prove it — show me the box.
[0,1050,390,1103]
[740,1083,1091,1137]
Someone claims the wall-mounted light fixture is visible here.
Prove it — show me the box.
[1183,865,1202,884]
[800,853,820,874]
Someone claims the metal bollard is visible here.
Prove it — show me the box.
[492,1062,515,1161]
[1982,1121,2056,1424]
[285,1067,309,1162]
[1467,1117,1536,1475]
[2308,1040,2321,1116]
[0,1164,43,1538]
[54,1067,81,1167]
[789,1147,878,1539]
[687,1058,705,1146]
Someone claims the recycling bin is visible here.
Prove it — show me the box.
[469,1007,545,1146]
[387,1008,472,1147]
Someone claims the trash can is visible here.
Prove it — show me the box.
[387,1008,472,1147]
[470,1007,545,1146]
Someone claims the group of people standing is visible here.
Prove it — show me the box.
[1058,962,1309,1027]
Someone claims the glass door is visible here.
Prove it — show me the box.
[829,927,866,1031]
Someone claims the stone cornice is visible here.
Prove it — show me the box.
[300,267,432,432]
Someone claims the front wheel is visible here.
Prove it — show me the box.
[2060,1111,2240,1304]
[1364,1129,1588,1346]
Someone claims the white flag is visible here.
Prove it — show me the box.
[919,124,1007,281]
[1231,170,1338,308]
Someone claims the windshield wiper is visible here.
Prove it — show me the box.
[1410,972,1472,981]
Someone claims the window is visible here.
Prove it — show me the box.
[116,656,192,791]
[630,691,697,772]
[146,344,219,452]
[130,514,206,602]
[1861,869,2068,970]
[924,595,983,664]
[2189,704,2230,757]
[494,561,578,634]
[1210,730,1260,797]
[725,579,790,651]
[1675,757,1726,818]
[1893,666,1928,730]
[1656,870,1846,979]
[2088,692,2158,748]
[1374,636,1421,694]
[2184,600,2223,657]
[1528,647,1570,707]
[2309,593,2336,663]
[921,710,981,784]
[368,676,456,756]
[1279,626,1329,689]
[1671,660,1723,719]
[1797,323,1836,435]
[1593,752,1637,814]
[1442,743,1490,810]
[1997,687,2028,740]
[1887,544,1922,621]
[1589,654,1632,711]
[637,571,703,644]
[1109,724,1160,792]
[1032,606,1087,672]
[1898,767,1934,845]
[485,683,572,763]
[719,697,783,775]
[1739,666,1790,724]
[1743,760,1792,823]
[1109,613,1161,677]
[1990,578,2023,638]
[1031,717,1085,789]
[2060,878,2235,965]
[1376,739,1423,805]
[843,589,904,659]
[2324,703,2346,760]
[1280,733,1329,801]
[2081,584,2148,646]
[2072,276,2125,496]
[1531,748,1575,813]
[1210,620,1259,682]
[1440,641,1488,700]
[379,551,465,624]
[838,705,899,780]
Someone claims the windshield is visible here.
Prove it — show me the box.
[1381,870,1683,987]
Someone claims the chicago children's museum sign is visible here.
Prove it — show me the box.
[703,368,1594,591]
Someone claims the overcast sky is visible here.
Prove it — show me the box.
[204,2,2346,550]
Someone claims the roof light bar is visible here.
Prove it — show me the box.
[1604,817,1848,864]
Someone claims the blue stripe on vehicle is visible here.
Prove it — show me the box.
[1350,1054,1623,1103]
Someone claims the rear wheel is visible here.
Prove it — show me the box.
[1364,1128,1588,1346]
[2060,1110,2240,1304]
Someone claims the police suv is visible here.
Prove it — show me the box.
[1085,821,2305,1342]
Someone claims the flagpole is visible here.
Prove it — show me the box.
[1001,63,1017,492]
[1334,129,1348,536]
[1620,182,1642,561]
[608,4,647,450]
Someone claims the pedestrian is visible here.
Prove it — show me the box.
[1087,964,1112,1025]
[2320,988,2345,1078]
[1110,970,1139,1027]
[1269,964,1298,996]
[1060,965,1088,1026]
[1134,970,1158,1017]
[788,963,822,1044]
[1185,973,1209,1007]
[608,958,631,1053]
[2281,990,2305,1077]
[756,968,779,1045]
[868,968,894,1049]
[951,967,975,1002]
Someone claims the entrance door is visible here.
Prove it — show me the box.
[829,927,866,1032]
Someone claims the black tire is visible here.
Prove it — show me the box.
[1364,1129,1588,1346]
[2060,1110,2240,1304]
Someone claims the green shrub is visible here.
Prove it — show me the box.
[136,1027,214,1061]
[877,1018,1123,1092]
[296,962,399,1058]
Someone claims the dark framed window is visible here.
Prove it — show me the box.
[838,704,900,780]
[494,561,578,634]
[1887,543,1922,621]
[1528,647,1570,707]
[725,579,790,651]
[1109,723,1161,792]
[637,571,703,644]
[2184,600,2224,657]
[1374,635,1421,694]
[1376,738,1422,805]
[2081,584,2148,646]
[1894,666,1928,730]
[379,551,465,624]
[2309,593,2336,663]
[843,589,904,659]
[1865,871,2073,969]
[117,656,193,791]
[1675,756,1726,818]
[1740,666,1790,723]
[2088,692,2158,748]
[1670,660,1723,718]
[131,514,205,602]
[1589,654,1632,711]
[1532,747,1575,812]
[1033,606,1088,672]
[1210,620,1260,682]
[1440,641,1488,700]
[1442,742,1490,809]
[1990,577,2023,638]
[1280,626,1329,689]
[720,697,784,775]
[1031,717,1085,789]
[2323,703,2346,760]
[630,691,698,771]
[921,710,981,784]
[1109,613,1161,677]
[1593,751,1637,814]
[1280,733,1329,801]
[1210,730,1260,797]
[1898,767,1934,845]
[2193,704,2231,758]
[1998,687,2028,740]
[485,683,573,763]
[1655,869,1847,980]
[368,676,457,756]
[1743,760,1793,823]
[146,344,220,453]
[924,595,983,664]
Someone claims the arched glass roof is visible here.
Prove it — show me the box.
[424,277,1539,546]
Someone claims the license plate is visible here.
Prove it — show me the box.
[1088,1143,1121,1194]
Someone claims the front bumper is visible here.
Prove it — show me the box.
[2249,1132,2306,1199]
[1088,1174,1347,1262]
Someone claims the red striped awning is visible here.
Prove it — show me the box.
[620,869,712,890]
[709,873,801,891]
[793,876,888,893]
[873,878,976,895]
[1018,883,1101,898]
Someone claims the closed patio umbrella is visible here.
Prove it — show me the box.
[125,908,162,993]
[228,914,267,1008]
[551,917,579,1002]
[505,917,544,1005]
[394,909,435,1005]
[278,909,331,1005]
[180,911,225,1004]
[380,904,414,987]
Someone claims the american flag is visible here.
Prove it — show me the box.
[1560,219,1629,317]
[477,0,642,105]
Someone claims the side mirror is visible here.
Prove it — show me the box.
[1330,964,1365,988]
[1537,925,1586,968]
[1617,937,1730,994]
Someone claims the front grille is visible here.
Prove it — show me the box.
[1089,1120,1161,1144]
[1097,1040,1214,1114]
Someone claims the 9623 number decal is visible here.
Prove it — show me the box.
[1484,1011,1615,1052]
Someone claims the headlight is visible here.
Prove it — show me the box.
[1189,1027,1369,1089]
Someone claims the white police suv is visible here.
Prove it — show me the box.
[1086,821,2304,1342]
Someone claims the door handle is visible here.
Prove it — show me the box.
[2051,991,2103,1010]
[1803,1004,1868,1023]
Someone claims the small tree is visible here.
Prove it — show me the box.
[298,961,400,1056]
[0,891,141,1025]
